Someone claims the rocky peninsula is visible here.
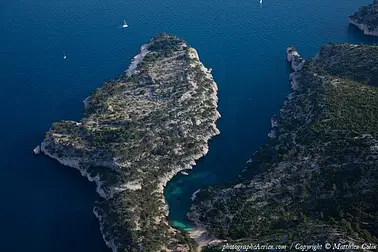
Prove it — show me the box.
[349,0,378,36]
[37,34,220,252]
[188,44,378,251]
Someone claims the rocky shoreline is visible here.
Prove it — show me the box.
[186,43,378,250]
[186,46,306,250]
[267,47,304,139]
[349,18,378,36]
[349,0,378,36]
[125,44,150,77]
[37,34,220,252]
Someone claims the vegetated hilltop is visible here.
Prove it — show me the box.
[189,43,378,251]
[349,0,378,36]
[40,33,220,252]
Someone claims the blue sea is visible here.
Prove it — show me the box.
[1,0,378,251]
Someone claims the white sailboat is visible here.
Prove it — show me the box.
[260,0,262,4]
[63,54,67,60]
[122,20,128,28]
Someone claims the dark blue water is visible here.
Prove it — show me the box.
[1,0,377,251]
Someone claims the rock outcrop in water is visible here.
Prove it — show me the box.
[38,34,220,252]
[188,44,378,251]
[349,0,378,36]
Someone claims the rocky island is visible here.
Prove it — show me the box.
[37,34,220,252]
[349,0,378,36]
[188,44,378,251]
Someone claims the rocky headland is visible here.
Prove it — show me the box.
[349,0,378,36]
[37,34,220,252]
[188,44,378,251]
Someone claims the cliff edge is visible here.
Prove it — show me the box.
[188,43,378,251]
[38,34,220,252]
[349,0,378,36]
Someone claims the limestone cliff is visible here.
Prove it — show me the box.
[188,44,378,251]
[349,0,378,36]
[38,34,220,252]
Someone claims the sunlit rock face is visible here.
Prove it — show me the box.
[39,33,220,252]
[188,44,378,251]
[349,0,378,36]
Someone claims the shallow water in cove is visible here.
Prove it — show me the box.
[1,0,378,251]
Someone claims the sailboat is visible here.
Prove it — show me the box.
[259,0,262,4]
[122,20,128,28]
[63,54,67,60]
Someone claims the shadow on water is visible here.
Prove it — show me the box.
[2,0,376,250]
[164,128,259,230]
[347,24,378,44]
[165,19,378,233]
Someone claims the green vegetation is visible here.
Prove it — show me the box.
[350,0,378,31]
[189,43,378,250]
[42,34,219,251]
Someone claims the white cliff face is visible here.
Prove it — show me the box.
[83,96,90,109]
[33,145,41,155]
[190,47,305,246]
[286,49,298,62]
[191,189,201,201]
[286,46,305,91]
[187,227,226,249]
[349,18,378,36]
[38,35,221,252]
[40,141,108,198]
[125,44,150,76]
[93,207,118,252]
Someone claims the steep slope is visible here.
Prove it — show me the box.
[189,44,378,251]
[37,34,220,252]
[349,0,378,36]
